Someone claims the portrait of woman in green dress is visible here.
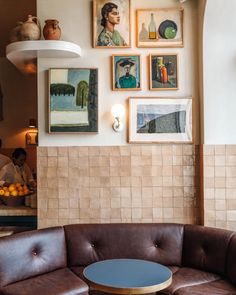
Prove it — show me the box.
[94,0,130,48]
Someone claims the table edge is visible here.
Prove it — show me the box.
[83,276,172,294]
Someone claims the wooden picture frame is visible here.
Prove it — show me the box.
[128,97,192,143]
[136,8,184,48]
[149,54,178,90]
[93,0,131,48]
[112,54,141,91]
[48,68,98,133]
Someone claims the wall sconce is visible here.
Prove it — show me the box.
[28,118,36,128]
[25,118,38,145]
[111,104,125,132]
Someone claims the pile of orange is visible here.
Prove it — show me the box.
[0,183,30,197]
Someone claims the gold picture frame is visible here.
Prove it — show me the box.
[136,8,184,48]
[128,97,193,143]
[149,54,179,90]
[112,54,141,91]
[93,0,131,48]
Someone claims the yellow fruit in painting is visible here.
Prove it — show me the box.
[10,190,18,197]
[4,191,10,197]
[0,189,4,196]
[3,186,8,191]
[8,184,16,192]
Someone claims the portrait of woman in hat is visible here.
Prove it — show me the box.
[112,55,141,90]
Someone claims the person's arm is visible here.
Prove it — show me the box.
[0,165,8,186]
[24,164,36,188]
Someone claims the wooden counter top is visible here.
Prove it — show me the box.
[0,205,37,216]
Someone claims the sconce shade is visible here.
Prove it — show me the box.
[29,118,36,128]
[111,104,125,118]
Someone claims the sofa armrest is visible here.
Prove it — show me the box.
[0,227,67,287]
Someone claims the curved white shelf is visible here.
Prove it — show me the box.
[6,40,82,73]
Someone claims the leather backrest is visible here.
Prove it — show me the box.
[64,223,184,267]
[182,224,234,276]
[0,227,67,287]
[226,233,236,285]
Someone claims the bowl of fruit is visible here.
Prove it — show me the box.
[0,183,31,207]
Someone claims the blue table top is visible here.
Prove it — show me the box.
[83,259,172,289]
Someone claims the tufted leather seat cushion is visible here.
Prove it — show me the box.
[64,223,184,268]
[0,268,88,295]
[0,226,67,287]
[160,267,220,294]
[182,225,234,276]
[174,279,236,295]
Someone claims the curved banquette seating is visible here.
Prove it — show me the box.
[0,223,235,295]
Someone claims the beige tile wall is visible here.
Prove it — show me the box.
[37,145,200,228]
[204,145,236,230]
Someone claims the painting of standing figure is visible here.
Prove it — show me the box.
[150,54,178,90]
[112,54,141,90]
[49,68,98,133]
[93,0,131,48]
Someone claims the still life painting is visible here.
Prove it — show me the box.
[129,97,192,143]
[93,0,131,48]
[150,54,178,90]
[136,8,183,48]
[49,68,98,133]
[112,54,141,90]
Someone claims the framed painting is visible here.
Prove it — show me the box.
[128,97,192,143]
[93,0,131,48]
[149,54,178,90]
[136,8,183,48]
[48,68,98,133]
[112,54,141,90]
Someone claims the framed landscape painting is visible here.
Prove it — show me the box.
[112,54,141,90]
[128,97,192,143]
[136,8,183,48]
[149,54,178,90]
[49,68,98,133]
[93,0,131,48]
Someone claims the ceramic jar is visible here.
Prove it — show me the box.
[43,19,61,40]
[9,21,23,43]
[19,15,41,40]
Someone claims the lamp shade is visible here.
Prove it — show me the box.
[29,118,36,128]
[111,104,125,118]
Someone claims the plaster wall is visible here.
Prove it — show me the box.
[203,0,236,144]
[37,0,199,146]
[0,0,37,148]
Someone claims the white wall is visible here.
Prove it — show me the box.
[37,0,199,146]
[203,0,236,144]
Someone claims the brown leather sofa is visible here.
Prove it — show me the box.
[0,223,235,295]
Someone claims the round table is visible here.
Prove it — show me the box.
[83,259,172,294]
